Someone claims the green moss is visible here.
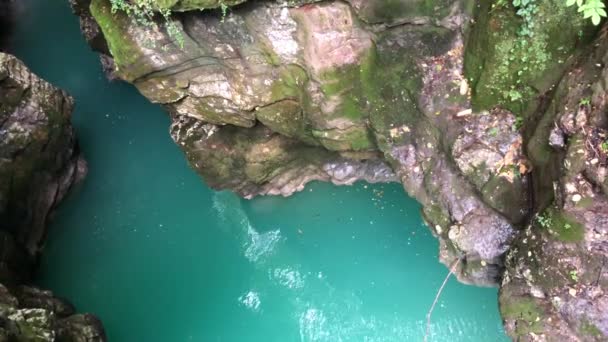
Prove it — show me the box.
[358,0,453,24]
[540,207,585,242]
[139,0,246,11]
[255,100,317,145]
[500,296,544,337]
[580,319,603,338]
[311,126,375,151]
[564,134,587,177]
[422,204,451,233]
[270,65,309,101]
[317,48,386,123]
[575,196,593,209]
[90,0,151,81]
[464,0,595,115]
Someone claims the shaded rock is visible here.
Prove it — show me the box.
[170,116,397,198]
[0,53,105,340]
[0,0,15,52]
[57,314,106,342]
[0,283,106,342]
[0,230,33,285]
[0,52,86,257]
[452,109,530,225]
[500,28,608,341]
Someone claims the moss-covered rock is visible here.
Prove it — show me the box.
[500,28,608,341]
[464,0,595,116]
[135,0,246,11]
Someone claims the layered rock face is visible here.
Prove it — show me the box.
[0,52,105,341]
[76,0,607,339]
[498,31,608,341]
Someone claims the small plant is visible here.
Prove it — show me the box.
[512,116,524,131]
[220,1,229,21]
[569,270,579,282]
[513,0,539,37]
[536,212,552,228]
[601,140,608,152]
[579,97,591,106]
[488,127,499,137]
[109,0,185,48]
[508,88,523,101]
[566,0,607,25]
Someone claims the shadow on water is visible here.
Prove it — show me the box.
[9,0,509,341]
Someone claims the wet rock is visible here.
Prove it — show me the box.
[57,314,107,342]
[0,283,106,342]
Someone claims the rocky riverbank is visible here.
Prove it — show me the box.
[0,50,105,340]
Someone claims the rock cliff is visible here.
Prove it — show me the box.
[0,52,105,341]
[73,0,608,340]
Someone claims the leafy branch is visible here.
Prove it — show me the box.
[566,0,607,25]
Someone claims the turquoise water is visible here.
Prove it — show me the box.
[10,1,508,341]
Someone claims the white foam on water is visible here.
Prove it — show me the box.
[238,290,261,312]
[299,308,331,342]
[244,225,281,263]
[212,192,282,263]
[271,267,306,290]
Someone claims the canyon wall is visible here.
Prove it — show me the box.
[74,0,607,340]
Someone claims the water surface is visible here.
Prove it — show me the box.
[11,1,508,341]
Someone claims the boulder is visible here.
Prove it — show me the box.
[0,52,86,257]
